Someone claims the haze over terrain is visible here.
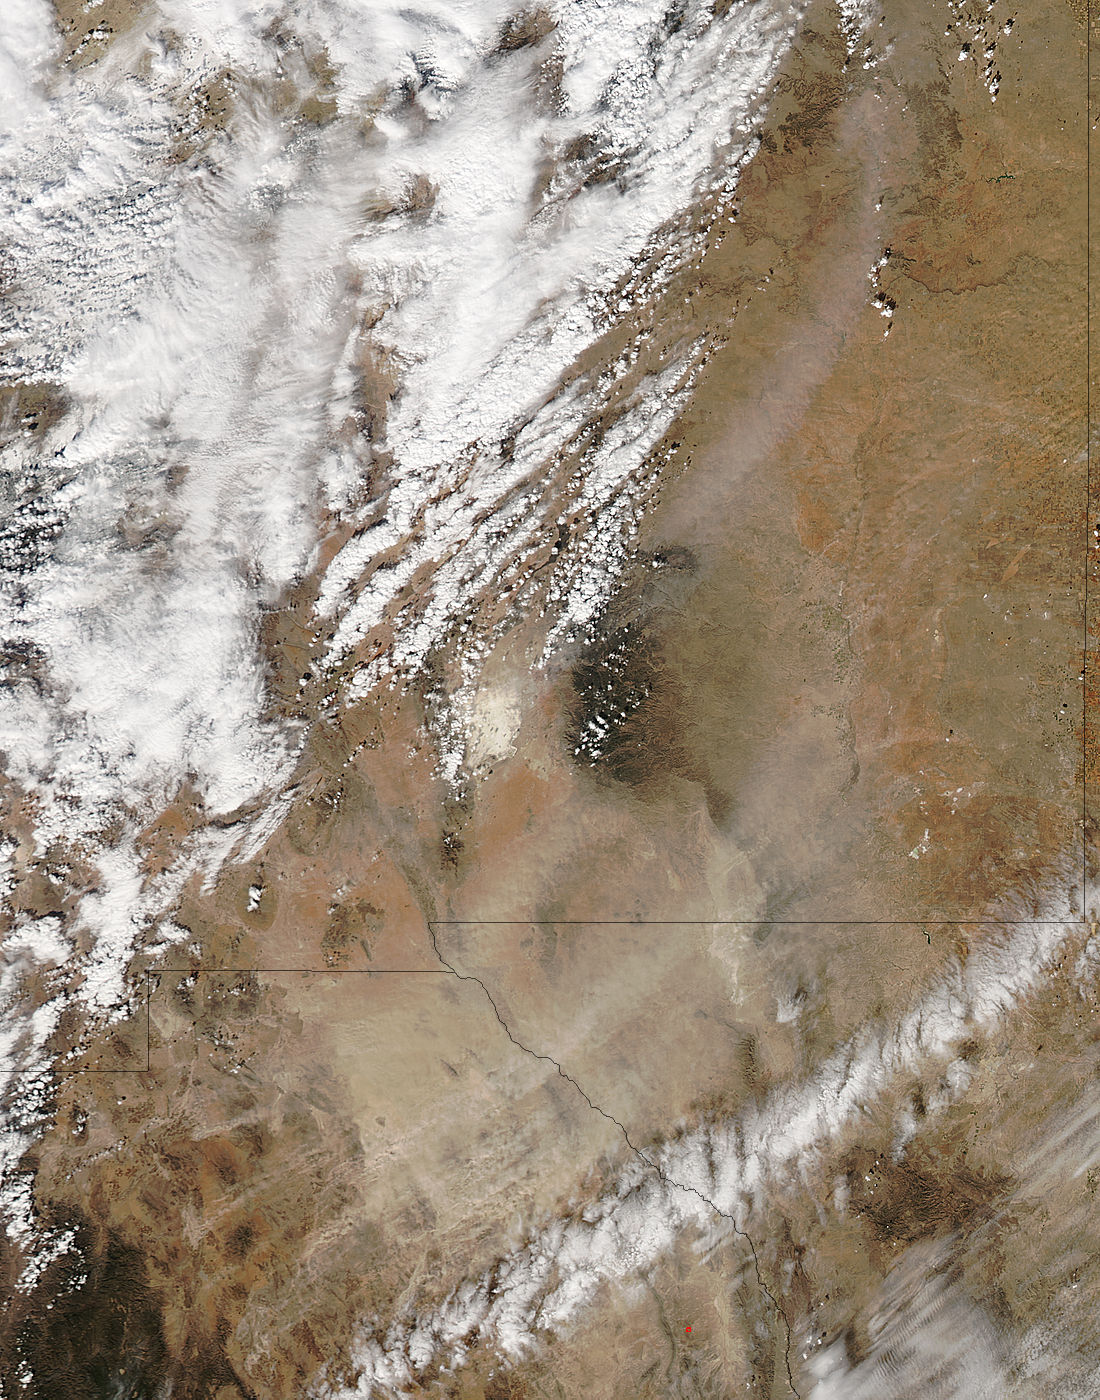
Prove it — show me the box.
[0,0,1092,1396]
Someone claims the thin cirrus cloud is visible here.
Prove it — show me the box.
[314,900,1082,1395]
[0,0,814,1009]
[0,0,817,1289]
[0,0,873,1318]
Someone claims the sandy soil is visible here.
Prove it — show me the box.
[2,0,1090,1395]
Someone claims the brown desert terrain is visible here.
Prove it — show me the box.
[0,0,1092,1395]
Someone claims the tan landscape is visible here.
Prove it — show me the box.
[0,0,1093,1396]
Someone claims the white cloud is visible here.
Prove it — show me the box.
[0,0,799,1059]
[315,907,1085,1395]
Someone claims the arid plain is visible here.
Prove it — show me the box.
[0,0,1093,1396]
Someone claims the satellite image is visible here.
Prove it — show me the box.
[0,0,1092,1396]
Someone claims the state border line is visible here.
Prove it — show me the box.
[22,912,1095,1389]
[23,912,1089,1075]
